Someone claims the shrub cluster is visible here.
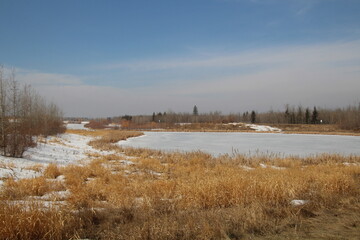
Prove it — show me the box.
[0,66,65,157]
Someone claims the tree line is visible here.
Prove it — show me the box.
[0,66,64,157]
[107,103,360,131]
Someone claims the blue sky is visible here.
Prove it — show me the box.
[1,0,360,117]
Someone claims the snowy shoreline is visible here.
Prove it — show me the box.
[0,122,106,184]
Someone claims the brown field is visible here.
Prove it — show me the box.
[0,129,359,239]
[267,123,360,136]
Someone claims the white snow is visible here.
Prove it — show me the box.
[23,134,102,165]
[119,160,135,165]
[225,122,242,126]
[259,163,267,168]
[0,133,114,184]
[290,199,309,206]
[241,166,255,171]
[343,162,359,166]
[175,123,192,126]
[30,190,70,201]
[223,123,281,132]
[245,124,282,132]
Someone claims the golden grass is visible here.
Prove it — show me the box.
[87,130,143,151]
[1,129,360,239]
[66,128,142,138]
[167,122,253,132]
[1,177,57,199]
[0,202,83,240]
[268,123,360,136]
[23,164,44,173]
[43,163,62,179]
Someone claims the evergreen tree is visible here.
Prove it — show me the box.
[250,110,256,123]
[193,105,198,116]
[284,105,290,123]
[305,108,310,124]
[296,106,303,124]
[311,106,318,124]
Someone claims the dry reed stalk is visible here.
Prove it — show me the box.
[43,163,62,179]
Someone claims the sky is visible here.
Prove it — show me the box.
[1,0,360,117]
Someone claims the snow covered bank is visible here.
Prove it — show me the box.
[223,122,282,132]
[0,132,110,184]
[245,124,282,132]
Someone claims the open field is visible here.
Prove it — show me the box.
[1,128,360,239]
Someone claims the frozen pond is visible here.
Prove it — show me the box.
[118,132,360,157]
[66,122,89,130]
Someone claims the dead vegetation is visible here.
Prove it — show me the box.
[0,202,85,240]
[266,123,360,136]
[0,129,360,239]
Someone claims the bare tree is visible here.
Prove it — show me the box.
[0,66,64,157]
[0,65,8,154]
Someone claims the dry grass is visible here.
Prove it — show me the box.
[23,164,44,173]
[0,177,65,200]
[166,122,253,132]
[0,202,84,240]
[43,163,62,179]
[1,129,360,239]
[268,123,360,136]
[87,130,143,151]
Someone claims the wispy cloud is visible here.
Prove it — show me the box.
[7,40,360,117]
[15,69,83,86]
[219,0,321,16]
[99,40,360,72]
[295,2,313,16]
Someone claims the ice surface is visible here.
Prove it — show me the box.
[66,122,89,130]
[118,132,360,157]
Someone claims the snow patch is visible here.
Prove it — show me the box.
[260,163,267,168]
[0,133,113,182]
[245,124,282,132]
[119,160,135,165]
[30,190,70,201]
[175,123,192,126]
[290,199,309,206]
[241,166,255,171]
[225,122,242,126]
[343,162,358,166]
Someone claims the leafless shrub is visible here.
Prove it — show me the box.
[0,65,64,157]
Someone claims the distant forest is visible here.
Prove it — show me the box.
[88,103,360,131]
